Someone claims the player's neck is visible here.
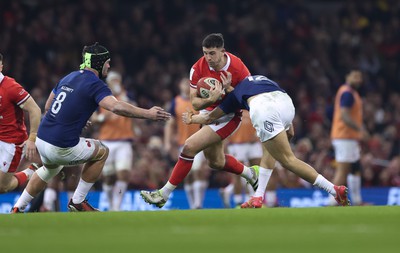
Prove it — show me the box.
[214,55,227,71]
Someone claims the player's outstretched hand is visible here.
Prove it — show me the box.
[148,106,171,121]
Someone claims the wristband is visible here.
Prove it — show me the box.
[28,133,37,142]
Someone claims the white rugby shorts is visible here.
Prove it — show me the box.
[227,142,263,163]
[332,139,360,163]
[249,91,295,142]
[102,140,133,176]
[36,137,96,167]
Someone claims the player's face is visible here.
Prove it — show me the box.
[203,47,225,70]
[0,60,3,72]
[102,59,111,77]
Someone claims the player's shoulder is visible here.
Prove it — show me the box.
[191,56,207,71]
[2,76,22,88]
[226,52,246,68]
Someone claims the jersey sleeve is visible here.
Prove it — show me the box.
[189,64,200,89]
[340,91,354,108]
[8,80,30,106]
[218,93,240,114]
[90,80,113,104]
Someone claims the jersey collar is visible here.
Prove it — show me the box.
[209,53,231,72]
[0,72,4,84]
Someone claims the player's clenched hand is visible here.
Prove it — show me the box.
[182,108,194,124]
[208,80,224,102]
[148,106,171,121]
[220,71,232,90]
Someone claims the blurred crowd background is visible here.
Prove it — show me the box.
[1,0,400,191]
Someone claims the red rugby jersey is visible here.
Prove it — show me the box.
[0,75,30,144]
[189,52,250,110]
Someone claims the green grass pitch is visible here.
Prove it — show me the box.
[1,206,399,253]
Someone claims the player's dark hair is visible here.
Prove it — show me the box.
[80,42,110,78]
[202,33,224,48]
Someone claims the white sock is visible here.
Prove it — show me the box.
[347,174,362,205]
[240,166,254,181]
[254,167,273,198]
[265,190,277,207]
[193,180,203,208]
[102,183,113,209]
[72,178,94,204]
[42,188,57,211]
[160,181,177,199]
[233,194,243,205]
[14,189,34,211]
[313,174,336,196]
[183,183,194,209]
[112,180,128,211]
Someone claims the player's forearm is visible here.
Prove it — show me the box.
[341,114,361,131]
[27,105,41,141]
[112,101,150,119]
[190,114,213,125]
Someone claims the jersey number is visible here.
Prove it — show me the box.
[51,92,67,114]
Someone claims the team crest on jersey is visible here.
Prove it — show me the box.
[264,121,274,132]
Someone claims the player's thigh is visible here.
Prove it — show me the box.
[0,140,23,173]
[184,125,222,154]
[36,137,98,167]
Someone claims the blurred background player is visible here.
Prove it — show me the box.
[93,70,137,211]
[221,110,263,208]
[0,52,41,194]
[330,69,368,206]
[140,33,260,208]
[164,77,208,209]
[12,42,171,213]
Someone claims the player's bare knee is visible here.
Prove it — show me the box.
[182,142,197,157]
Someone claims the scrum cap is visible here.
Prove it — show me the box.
[80,42,110,78]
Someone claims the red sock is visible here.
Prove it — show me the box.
[169,153,194,185]
[14,172,28,188]
[223,154,244,175]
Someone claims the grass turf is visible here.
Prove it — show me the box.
[1,206,399,253]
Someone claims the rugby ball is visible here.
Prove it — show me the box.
[196,77,221,98]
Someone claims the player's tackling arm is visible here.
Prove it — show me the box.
[99,95,171,121]
[183,107,226,125]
